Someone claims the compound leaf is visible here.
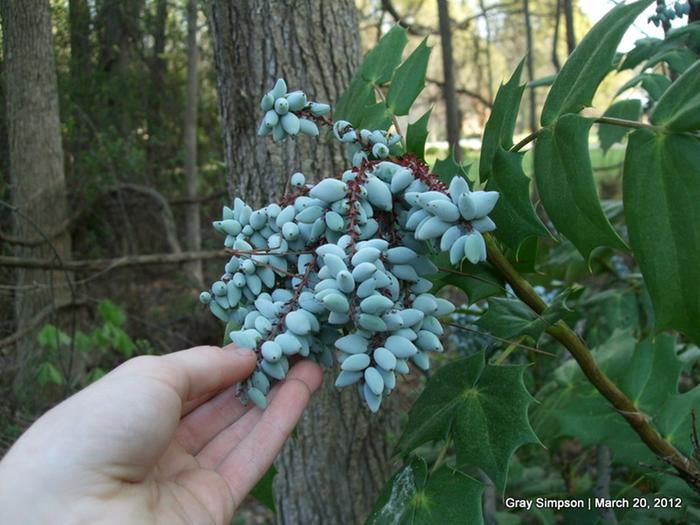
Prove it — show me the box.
[396,352,538,491]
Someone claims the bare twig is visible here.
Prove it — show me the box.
[0,250,227,272]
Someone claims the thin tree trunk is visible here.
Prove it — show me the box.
[563,0,576,54]
[551,0,562,72]
[523,0,537,132]
[206,1,399,523]
[147,0,168,181]
[1,0,73,395]
[437,0,462,161]
[184,0,202,287]
[478,0,495,105]
[68,0,92,161]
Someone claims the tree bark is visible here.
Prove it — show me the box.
[206,1,399,523]
[437,0,462,161]
[1,0,73,393]
[563,0,576,54]
[184,0,203,288]
[523,0,537,132]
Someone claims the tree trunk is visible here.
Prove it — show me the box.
[1,0,73,395]
[563,0,576,54]
[206,1,399,523]
[523,0,537,132]
[437,0,462,161]
[68,0,92,160]
[184,0,202,288]
[147,0,168,181]
[551,0,562,72]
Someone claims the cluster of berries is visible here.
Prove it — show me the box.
[201,80,499,411]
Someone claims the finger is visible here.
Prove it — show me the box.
[216,360,322,506]
[113,344,257,403]
[175,384,251,455]
[195,373,291,469]
[181,389,219,416]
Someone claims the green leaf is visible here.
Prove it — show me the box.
[477,293,570,341]
[250,466,276,513]
[395,352,538,491]
[534,114,627,259]
[98,299,126,326]
[358,102,392,131]
[37,361,64,386]
[645,47,699,75]
[431,154,472,188]
[480,59,526,183]
[598,99,642,153]
[37,324,60,352]
[386,39,431,116]
[619,37,663,70]
[535,331,695,466]
[406,109,432,159]
[486,149,550,251]
[651,60,700,132]
[527,73,557,89]
[429,252,504,304]
[358,25,408,85]
[623,130,700,344]
[616,73,671,101]
[334,77,375,126]
[366,458,484,525]
[541,0,652,125]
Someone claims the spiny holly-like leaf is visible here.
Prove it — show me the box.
[486,148,550,251]
[598,99,642,153]
[534,114,627,260]
[480,59,525,183]
[335,26,407,125]
[645,47,698,76]
[541,0,652,125]
[476,292,572,341]
[406,109,432,159]
[359,102,393,131]
[334,77,375,126]
[358,25,408,85]
[386,39,431,116]
[651,60,700,132]
[619,37,663,70]
[616,72,671,101]
[395,352,538,491]
[432,154,472,188]
[623,130,700,344]
[429,252,504,304]
[366,458,484,525]
[534,330,698,466]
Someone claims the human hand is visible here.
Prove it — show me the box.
[0,345,322,524]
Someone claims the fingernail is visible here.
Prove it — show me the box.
[224,343,255,357]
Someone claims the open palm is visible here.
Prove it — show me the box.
[0,345,322,525]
